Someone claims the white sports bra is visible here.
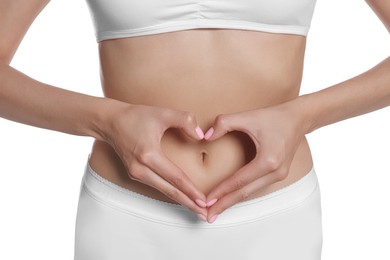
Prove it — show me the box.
[85,0,317,42]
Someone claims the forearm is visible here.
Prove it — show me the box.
[294,56,390,133]
[0,63,121,140]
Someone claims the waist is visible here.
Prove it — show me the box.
[91,29,311,202]
[89,133,313,203]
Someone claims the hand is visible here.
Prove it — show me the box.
[204,100,308,223]
[102,102,208,217]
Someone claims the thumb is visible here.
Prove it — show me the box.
[169,111,204,141]
[204,114,236,141]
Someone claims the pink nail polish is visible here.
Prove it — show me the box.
[195,127,204,139]
[195,199,207,208]
[208,214,219,224]
[206,198,218,207]
[197,214,207,222]
[204,127,214,140]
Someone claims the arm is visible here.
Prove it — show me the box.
[204,0,390,222]
[0,0,207,216]
[299,0,390,133]
[0,0,106,138]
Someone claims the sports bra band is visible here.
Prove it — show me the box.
[85,0,318,42]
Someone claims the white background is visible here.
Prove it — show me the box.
[0,0,389,259]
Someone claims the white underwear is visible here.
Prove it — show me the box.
[74,164,322,260]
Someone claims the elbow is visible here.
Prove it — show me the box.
[0,58,10,92]
[0,43,17,66]
[0,53,13,66]
[0,57,10,76]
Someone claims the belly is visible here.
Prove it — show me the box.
[160,129,257,195]
[89,29,313,202]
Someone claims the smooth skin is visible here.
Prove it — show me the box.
[205,0,390,221]
[89,27,313,223]
[1,0,390,225]
[0,0,208,216]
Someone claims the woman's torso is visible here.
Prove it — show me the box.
[89,29,313,203]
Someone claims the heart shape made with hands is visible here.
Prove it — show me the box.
[161,127,256,196]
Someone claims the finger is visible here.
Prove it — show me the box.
[131,163,207,216]
[165,110,204,140]
[139,149,207,206]
[206,151,284,203]
[205,113,250,141]
[206,159,261,204]
[207,170,281,223]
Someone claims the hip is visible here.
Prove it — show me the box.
[75,160,322,260]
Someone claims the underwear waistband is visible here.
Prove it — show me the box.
[82,163,319,228]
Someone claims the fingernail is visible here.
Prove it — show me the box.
[195,126,204,139]
[208,214,219,224]
[206,198,218,207]
[204,127,214,140]
[195,199,207,208]
[197,214,207,222]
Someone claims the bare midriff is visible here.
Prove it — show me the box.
[88,29,314,204]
